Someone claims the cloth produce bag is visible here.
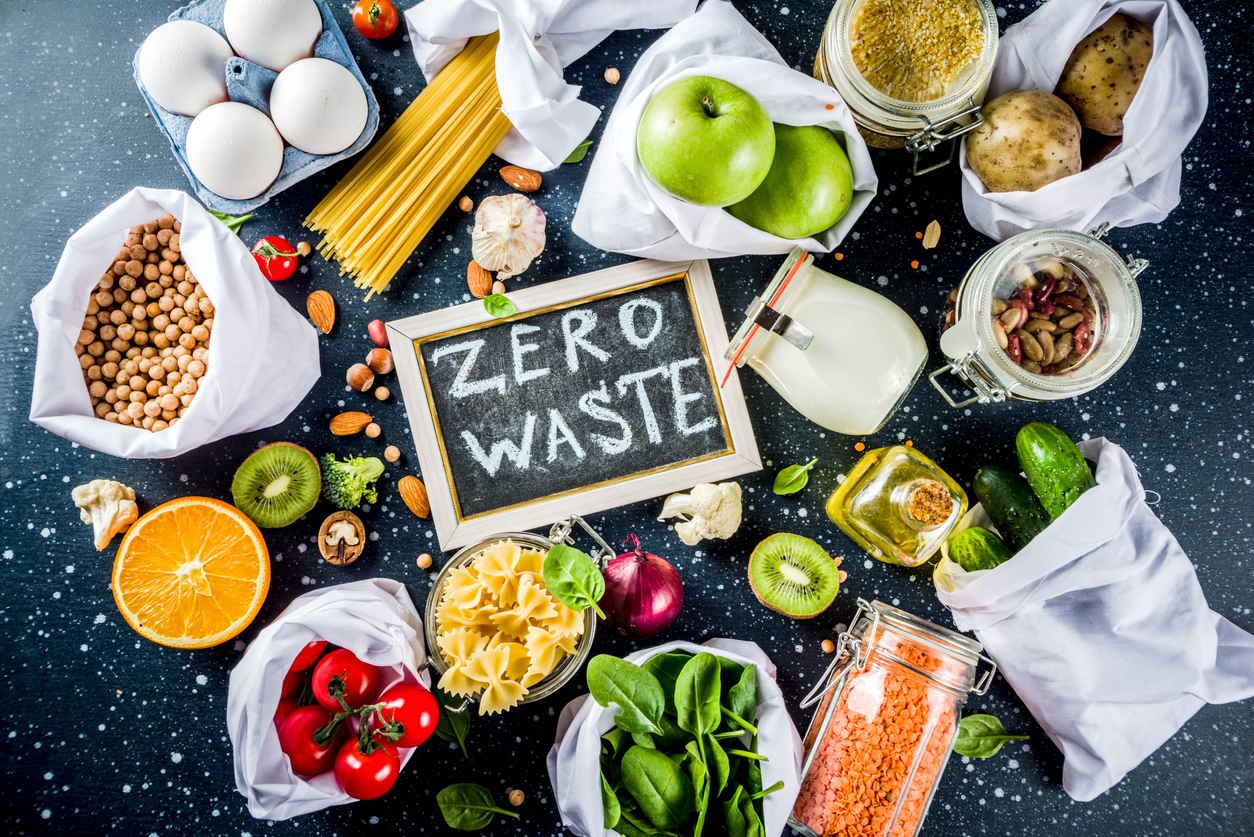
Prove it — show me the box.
[29,187,320,459]
[933,439,1254,801]
[227,579,430,820]
[546,638,804,837]
[570,0,878,260]
[959,0,1208,241]
[405,0,698,172]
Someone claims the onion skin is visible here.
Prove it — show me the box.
[599,535,684,639]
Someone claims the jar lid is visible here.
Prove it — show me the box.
[721,247,810,387]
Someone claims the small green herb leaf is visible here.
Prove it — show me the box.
[431,686,471,758]
[435,783,520,830]
[543,543,606,617]
[206,209,255,235]
[725,664,758,724]
[564,139,594,164]
[954,714,1029,758]
[483,293,517,319]
[602,769,622,829]
[587,654,664,735]
[773,458,817,495]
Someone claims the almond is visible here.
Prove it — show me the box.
[398,475,430,519]
[307,290,335,333]
[500,165,542,193]
[922,220,941,250]
[330,411,373,435]
[467,260,493,298]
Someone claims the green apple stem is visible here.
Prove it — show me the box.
[702,96,717,118]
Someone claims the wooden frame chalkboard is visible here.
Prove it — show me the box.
[387,259,760,551]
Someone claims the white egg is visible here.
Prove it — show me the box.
[186,103,285,200]
[269,58,369,156]
[223,0,322,73]
[139,21,233,117]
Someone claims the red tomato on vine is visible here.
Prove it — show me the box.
[335,734,400,800]
[371,683,439,748]
[252,236,298,281]
[352,0,399,39]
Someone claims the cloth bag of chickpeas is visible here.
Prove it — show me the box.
[958,0,1208,241]
[29,187,320,458]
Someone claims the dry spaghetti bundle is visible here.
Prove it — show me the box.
[304,32,512,299]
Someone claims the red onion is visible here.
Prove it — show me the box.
[598,534,684,639]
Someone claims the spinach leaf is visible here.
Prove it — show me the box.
[773,458,818,495]
[954,714,1029,758]
[681,740,709,802]
[618,806,679,837]
[723,786,748,837]
[738,786,765,837]
[587,655,664,735]
[603,726,629,759]
[675,653,721,737]
[632,730,657,749]
[436,783,520,830]
[432,685,471,758]
[642,652,691,716]
[750,781,785,800]
[602,770,621,829]
[713,729,748,741]
[705,733,731,796]
[482,293,517,319]
[602,757,622,791]
[206,209,254,235]
[564,139,594,164]
[655,714,691,751]
[543,544,606,617]
[621,745,696,832]
[716,656,746,693]
[726,664,758,724]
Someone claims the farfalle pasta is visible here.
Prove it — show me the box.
[434,539,585,714]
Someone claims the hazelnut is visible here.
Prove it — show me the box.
[416,553,432,569]
[366,348,394,375]
[365,423,381,438]
[384,445,401,463]
[347,363,375,392]
[374,386,390,401]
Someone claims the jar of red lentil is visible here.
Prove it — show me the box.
[791,599,995,837]
[813,0,999,174]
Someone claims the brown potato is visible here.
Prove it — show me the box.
[966,90,1082,193]
[1081,130,1122,170]
[1054,14,1153,136]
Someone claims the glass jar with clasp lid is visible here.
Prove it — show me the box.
[791,599,997,837]
[932,223,1147,408]
[813,0,999,174]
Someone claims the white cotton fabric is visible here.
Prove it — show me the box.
[933,439,1254,801]
[959,0,1207,241]
[29,187,320,459]
[227,579,430,820]
[404,0,698,172]
[546,638,803,837]
[570,0,877,260]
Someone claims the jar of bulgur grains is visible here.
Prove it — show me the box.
[931,224,1146,408]
[791,599,995,837]
[814,0,998,173]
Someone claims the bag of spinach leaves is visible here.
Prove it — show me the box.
[546,639,803,837]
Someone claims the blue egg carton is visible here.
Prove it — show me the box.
[132,0,380,214]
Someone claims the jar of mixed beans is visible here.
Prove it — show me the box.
[791,599,995,837]
[813,0,999,173]
[931,223,1147,408]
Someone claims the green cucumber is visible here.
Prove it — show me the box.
[1016,422,1096,519]
[972,464,1052,552]
[948,527,1013,572]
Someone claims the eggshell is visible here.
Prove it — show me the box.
[223,0,322,73]
[185,103,285,200]
[138,21,233,117]
[269,58,369,156]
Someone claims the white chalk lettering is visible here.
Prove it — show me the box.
[561,309,609,373]
[577,382,633,455]
[619,298,664,349]
[429,339,506,398]
[461,413,537,475]
[546,408,586,462]
[511,323,550,385]
[670,358,717,435]
[616,365,670,444]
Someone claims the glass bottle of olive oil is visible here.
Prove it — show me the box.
[826,445,967,567]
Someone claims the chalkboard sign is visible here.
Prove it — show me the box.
[389,259,760,550]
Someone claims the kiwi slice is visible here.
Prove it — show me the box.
[231,442,321,528]
[748,533,840,619]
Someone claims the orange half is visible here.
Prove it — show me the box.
[112,497,270,649]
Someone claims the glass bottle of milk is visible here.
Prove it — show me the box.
[725,248,927,435]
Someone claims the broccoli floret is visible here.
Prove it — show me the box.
[322,454,385,509]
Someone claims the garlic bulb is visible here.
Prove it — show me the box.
[471,194,546,279]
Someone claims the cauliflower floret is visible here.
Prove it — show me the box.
[657,482,742,546]
[72,479,139,551]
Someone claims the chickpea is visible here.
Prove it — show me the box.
[152,420,169,432]
[99,324,118,341]
[144,379,161,397]
[157,385,171,397]
[186,359,206,379]
[117,324,135,342]
[147,251,161,265]
[126,401,144,419]
[95,402,111,418]
[199,298,214,316]
[180,394,194,408]
[96,311,112,326]
[104,389,119,404]
[143,282,160,299]
[95,290,113,307]
[176,354,192,372]
[140,347,157,359]
[87,341,105,358]
[86,299,101,316]
[152,333,170,350]
[105,412,120,424]
[128,245,146,260]
[118,412,133,426]
[165,324,181,342]
[98,273,115,290]
[120,301,135,317]
[112,261,128,278]
[115,385,131,400]
[122,360,139,376]
[124,347,140,360]
[157,260,172,275]
[171,264,185,281]
[125,260,144,278]
[189,325,208,342]
[177,316,195,334]
[141,415,156,431]
[130,288,147,304]
[109,309,127,326]
[174,280,192,297]
[159,393,180,411]
[104,350,122,364]
[159,346,174,358]
[152,314,170,331]
[167,417,179,427]
[172,293,186,309]
[89,381,107,398]
[143,220,159,235]
[202,318,213,332]
[173,220,181,233]
[140,400,159,418]
[143,263,160,282]
[157,227,173,245]
[102,361,120,378]
[110,338,129,353]
[77,329,94,345]
[172,346,189,359]
[161,248,178,263]
[162,356,178,373]
[78,353,95,370]
[158,297,175,314]
[138,358,153,375]
[168,308,185,323]
[129,391,147,404]
[181,377,198,394]
[192,347,208,361]
[112,287,128,304]
[132,330,149,347]
[169,233,180,252]
[118,276,137,293]
[126,375,143,391]
[158,214,175,230]
[166,371,181,385]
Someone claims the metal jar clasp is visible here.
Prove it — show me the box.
[746,296,813,351]
[905,98,985,176]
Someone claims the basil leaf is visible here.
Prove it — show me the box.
[602,769,622,829]
[705,733,730,796]
[564,139,594,164]
[726,664,758,724]
[587,654,664,735]
[954,713,1029,758]
[675,653,721,737]
[543,543,606,617]
[483,293,517,319]
[642,651,692,716]
[436,783,520,830]
[206,209,254,235]
[432,685,471,759]
[621,745,696,831]
[773,458,818,495]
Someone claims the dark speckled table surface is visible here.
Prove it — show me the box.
[2,1,1251,835]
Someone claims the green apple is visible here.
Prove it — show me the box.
[636,76,775,207]
[728,123,855,239]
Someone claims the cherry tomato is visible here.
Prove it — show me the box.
[280,668,304,698]
[371,683,439,748]
[274,696,300,730]
[334,734,400,800]
[312,649,381,712]
[278,705,345,777]
[291,640,328,672]
[252,236,298,281]
[352,0,399,39]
